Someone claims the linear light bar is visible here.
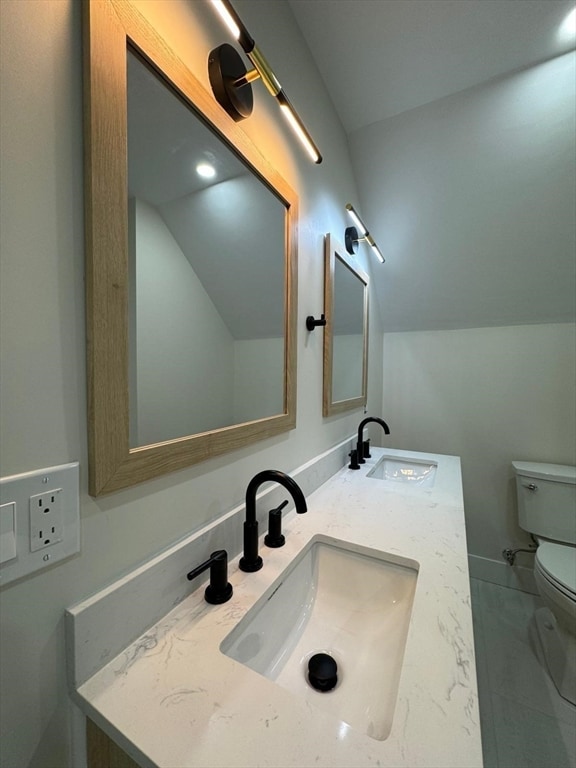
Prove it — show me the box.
[370,243,385,264]
[210,0,241,40]
[345,203,385,263]
[208,0,322,164]
[277,93,321,164]
[345,204,368,236]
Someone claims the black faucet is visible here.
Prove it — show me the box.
[240,470,307,572]
[356,417,390,464]
[187,549,233,604]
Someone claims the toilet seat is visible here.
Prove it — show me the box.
[536,542,576,600]
[536,561,576,604]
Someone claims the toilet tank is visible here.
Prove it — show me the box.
[512,462,576,545]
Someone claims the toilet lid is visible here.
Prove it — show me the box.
[536,542,576,595]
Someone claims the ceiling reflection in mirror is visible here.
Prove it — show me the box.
[127,51,287,447]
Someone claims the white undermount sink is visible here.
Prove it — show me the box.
[367,455,438,488]
[221,535,419,740]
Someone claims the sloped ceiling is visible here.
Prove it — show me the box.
[288,0,576,133]
[128,51,286,340]
[289,0,576,331]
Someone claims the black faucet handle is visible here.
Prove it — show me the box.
[187,549,233,604]
[264,499,289,548]
[348,449,360,470]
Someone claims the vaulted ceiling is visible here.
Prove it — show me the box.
[289,0,576,134]
[289,0,576,331]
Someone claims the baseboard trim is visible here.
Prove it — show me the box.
[468,554,538,594]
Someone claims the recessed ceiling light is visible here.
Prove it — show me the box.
[196,162,216,179]
[558,6,576,43]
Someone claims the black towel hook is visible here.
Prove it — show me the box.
[306,314,327,331]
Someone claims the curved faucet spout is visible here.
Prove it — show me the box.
[245,469,307,523]
[357,417,390,464]
[240,470,307,572]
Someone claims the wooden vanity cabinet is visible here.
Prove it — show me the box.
[87,718,142,768]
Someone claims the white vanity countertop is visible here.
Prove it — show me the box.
[72,448,483,768]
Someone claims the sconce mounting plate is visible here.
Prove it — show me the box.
[345,226,359,255]
[208,43,253,122]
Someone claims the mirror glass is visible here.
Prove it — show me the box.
[84,0,298,495]
[127,51,286,447]
[323,234,369,416]
[331,254,365,401]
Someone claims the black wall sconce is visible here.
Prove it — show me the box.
[208,0,322,164]
[344,203,385,263]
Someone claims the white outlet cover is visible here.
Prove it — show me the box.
[29,488,64,551]
[0,462,80,586]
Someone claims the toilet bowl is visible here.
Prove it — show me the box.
[513,461,576,705]
[533,541,576,704]
[535,541,576,623]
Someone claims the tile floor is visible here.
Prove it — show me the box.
[471,578,576,768]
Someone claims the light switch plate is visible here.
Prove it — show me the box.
[0,502,17,564]
[0,462,80,586]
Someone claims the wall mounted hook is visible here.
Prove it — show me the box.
[306,314,326,331]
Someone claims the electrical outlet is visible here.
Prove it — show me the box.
[0,462,80,586]
[29,489,64,551]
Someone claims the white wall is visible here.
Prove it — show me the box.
[232,339,284,423]
[381,324,576,565]
[332,335,364,401]
[0,2,382,767]
[349,51,576,332]
[133,198,235,444]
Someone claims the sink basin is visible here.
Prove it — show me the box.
[221,536,418,740]
[367,455,437,488]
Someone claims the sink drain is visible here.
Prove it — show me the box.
[307,653,338,692]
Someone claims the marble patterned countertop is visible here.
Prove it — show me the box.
[68,448,483,768]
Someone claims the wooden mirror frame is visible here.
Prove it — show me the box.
[84,0,298,496]
[322,234,369,417]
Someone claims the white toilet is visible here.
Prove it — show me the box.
[513,461,576,705]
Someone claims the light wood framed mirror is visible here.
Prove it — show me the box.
[322,234,369,416]
[84,0,298,496]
